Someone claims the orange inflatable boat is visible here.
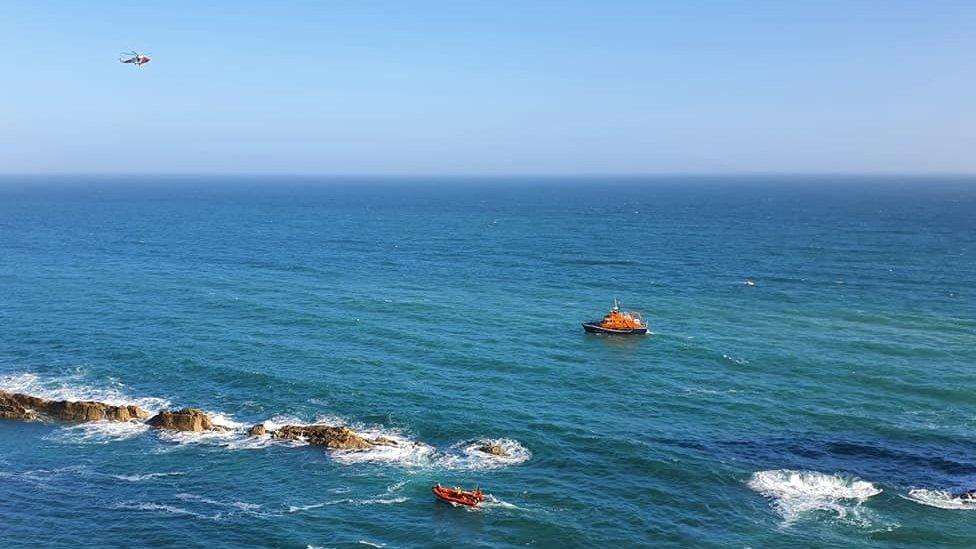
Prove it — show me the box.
[432,484,484,507]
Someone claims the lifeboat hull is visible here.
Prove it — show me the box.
[582,322,647,335]
[432,486,483,507]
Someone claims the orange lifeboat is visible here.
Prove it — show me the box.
[582,299,648,334]
[432,484,485,507]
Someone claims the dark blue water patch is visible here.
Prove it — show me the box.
[692,432,976,491]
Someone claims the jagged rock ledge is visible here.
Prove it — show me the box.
[248,423,399,450]
[0,391,430,455]
[0,390,148,422]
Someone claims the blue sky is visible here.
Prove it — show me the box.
[1,1,973,174]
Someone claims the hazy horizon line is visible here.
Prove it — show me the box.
[3,172,976,179]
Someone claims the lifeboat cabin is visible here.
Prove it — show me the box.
[582,300,648,335]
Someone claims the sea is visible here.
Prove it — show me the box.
[0,175,974,548]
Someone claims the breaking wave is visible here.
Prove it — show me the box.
[748,470,882,523]
[152,411,247,450]
[0,371,169,414]
[905,489,976,510]
[437,438,532,470]
[253,415,438,466]
[2,374,531,471]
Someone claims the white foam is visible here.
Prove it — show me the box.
[262,414,315,432]
[49,420,149,445]
[289,417,438,467]
[722,354,749,365]
[480,494,524,511]
[905,489,976,510]
[209,412,246,430]
[263,420,529,471]
[350,496,408,506]
[111,471,184,482]
[223,432,279,451]
[331,437,436,467]
[0,371,169,413]
[153,410,248,449]
[116,501,205,518]
[289,502,328,513]
[155,427,240,448]
[2,373,531,473]
[437,438,532,471]
[748,470,881,523]
[175,492,264,513]
[0,465,88,484]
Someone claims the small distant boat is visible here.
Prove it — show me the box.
[744,279,756,287]
[432,484,484,507]
[582,299,648,335]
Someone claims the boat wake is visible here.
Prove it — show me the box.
[748,469,882,524]
[287,496,409,514]
[904,489,976,510]
[480,493,524,511]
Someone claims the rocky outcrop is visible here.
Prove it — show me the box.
[271,425,375,449]
[146,409,226,432]
[0,390,149,422]
[0,391,424,458]
[477,443,509,457]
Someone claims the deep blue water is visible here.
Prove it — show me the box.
[1,176,974,548]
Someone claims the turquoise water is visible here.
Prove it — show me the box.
[1,176,974,548]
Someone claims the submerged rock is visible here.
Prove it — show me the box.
[272,425,374,450]
[147,409,226,432]
[0,390,148,422]
[247,424,267,437]
[477,443,509,457]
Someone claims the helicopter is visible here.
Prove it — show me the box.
[119,51,151,67]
